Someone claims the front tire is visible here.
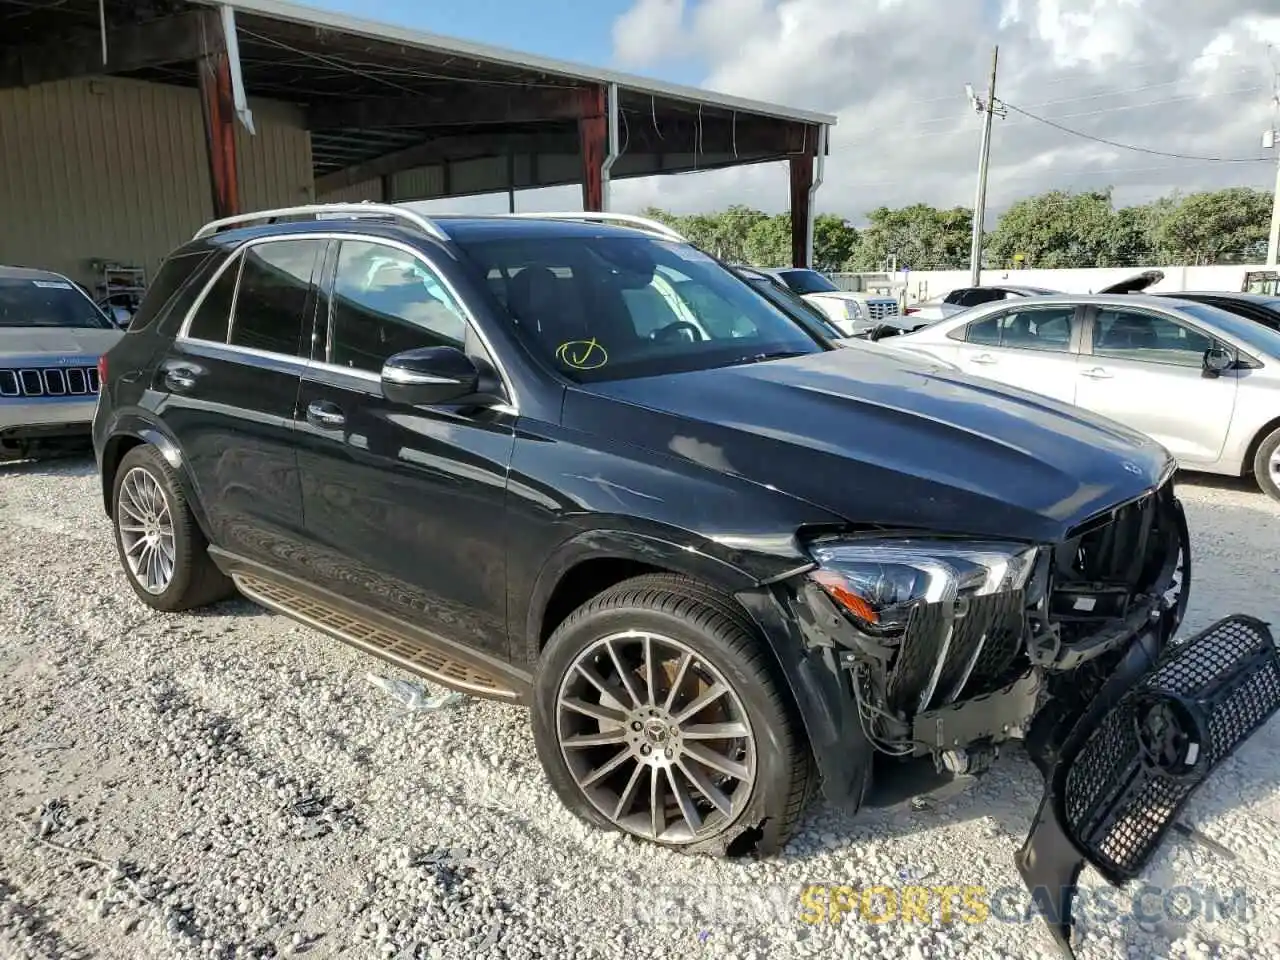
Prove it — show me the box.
[1254,426,1280,502]
[111,444,233,611]
[531,574,815,856]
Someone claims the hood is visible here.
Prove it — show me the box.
[0,326,122,360]
[1097,269,1164,295]
[571,347,1173,544]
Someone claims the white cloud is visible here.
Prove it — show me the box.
[599,0,1280,222]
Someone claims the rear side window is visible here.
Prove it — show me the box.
[228,239,324,357]
[129,249,212,332]
[186,256,240,342]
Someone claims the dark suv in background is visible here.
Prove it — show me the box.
[94,204,1278,955]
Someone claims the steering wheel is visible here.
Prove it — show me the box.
[651,320,704,343]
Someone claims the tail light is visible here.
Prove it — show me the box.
[904,306,919,315]
[97,355,108,384]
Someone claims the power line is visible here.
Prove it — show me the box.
[1000,100,1275,163]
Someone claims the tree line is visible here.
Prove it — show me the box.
[640,186,1273,272]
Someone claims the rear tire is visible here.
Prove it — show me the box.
[531,573,817,856]
[1254,426,1280,503]
[111,444,233,612]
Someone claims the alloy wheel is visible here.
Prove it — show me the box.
[555,630,757,844]
[1270,447,1280,486]
[117,466,176,595]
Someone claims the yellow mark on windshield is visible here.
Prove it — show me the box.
[555,338,608,370]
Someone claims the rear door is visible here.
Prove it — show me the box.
[1075,304,1238,466]
[947,303,1083,403]
[158,236,325,575]
[293,236,516,661]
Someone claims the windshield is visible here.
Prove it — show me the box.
[0,277,112,329]
[776,268,839,294]
[1177,302,1280,358]
[456,236,824,382]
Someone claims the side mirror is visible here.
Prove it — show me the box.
[1202,345,1233,378]
[381,346,479,406]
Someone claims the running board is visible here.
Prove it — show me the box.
[231,571,524,702]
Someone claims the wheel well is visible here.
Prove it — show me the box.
[1242,416,1280,477]
[100,435,145,516]
[538,558,665,648]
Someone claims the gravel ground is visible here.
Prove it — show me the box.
[2,458,1279,960]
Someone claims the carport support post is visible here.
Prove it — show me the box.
[789,130,814,268]
[197,13,240,219]
[578,86,607,211]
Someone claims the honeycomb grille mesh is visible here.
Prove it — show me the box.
[1061,615,1280,882]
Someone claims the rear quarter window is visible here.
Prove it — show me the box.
[129,249,215,332]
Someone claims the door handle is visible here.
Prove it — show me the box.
[1080,367,1113,380]
[306,400,346,428]
[970,353,997,365]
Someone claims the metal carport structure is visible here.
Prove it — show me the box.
[0,0,836,268]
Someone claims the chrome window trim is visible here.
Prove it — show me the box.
[174,231,519,415]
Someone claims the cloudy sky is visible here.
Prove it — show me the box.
[316,0,1280,223]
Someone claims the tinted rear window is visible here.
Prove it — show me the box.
[0,277,112,329]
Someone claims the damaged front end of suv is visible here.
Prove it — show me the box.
[773,471,1279,957]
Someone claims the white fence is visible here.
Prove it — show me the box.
[830,264,1271,304]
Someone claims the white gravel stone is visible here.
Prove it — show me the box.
[1,459,1279,959]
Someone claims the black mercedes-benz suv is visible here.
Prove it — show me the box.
[95,204,1278,955]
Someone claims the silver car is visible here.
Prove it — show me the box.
[1,265,123,461]
[892,292,1280,501]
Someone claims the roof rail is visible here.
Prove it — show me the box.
[506,212,688,243]
[191,202,451,243]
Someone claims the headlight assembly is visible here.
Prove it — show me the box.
[808,538,1039,636]
[806,537,1041,714]
[844,301,863,321]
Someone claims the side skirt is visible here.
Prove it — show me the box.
[209,549,532,705]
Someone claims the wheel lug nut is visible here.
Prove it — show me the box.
[664,748,673,759]
[640,744,651,756]
[631,721,642,731]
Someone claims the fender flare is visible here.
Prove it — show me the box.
[523,526,760,653]
[100,416,212,538]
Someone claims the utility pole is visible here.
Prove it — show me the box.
[968,47,1002,286]
[1267,133,1279,267]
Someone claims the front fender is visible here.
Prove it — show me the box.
[523,527,764,657]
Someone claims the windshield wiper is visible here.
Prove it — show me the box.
[731,350,809,365]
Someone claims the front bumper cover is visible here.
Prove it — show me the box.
[1016,613,1280,958]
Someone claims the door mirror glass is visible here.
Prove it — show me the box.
[381,346,479,406]
[1203,345,1233,377]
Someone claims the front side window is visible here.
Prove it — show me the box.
[1090,309,1212,368]
[963,306,1073,353]
[227,239,325,356]
[327,240,468,373]
[0,277,112,329]
[454,236,823,382]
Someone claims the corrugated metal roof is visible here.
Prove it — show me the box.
[201,0,838,127]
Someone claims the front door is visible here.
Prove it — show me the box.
[156,236,325,575]
[1075,305,1238,467]
[293,237,516,661]
[950,303,1082,403]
